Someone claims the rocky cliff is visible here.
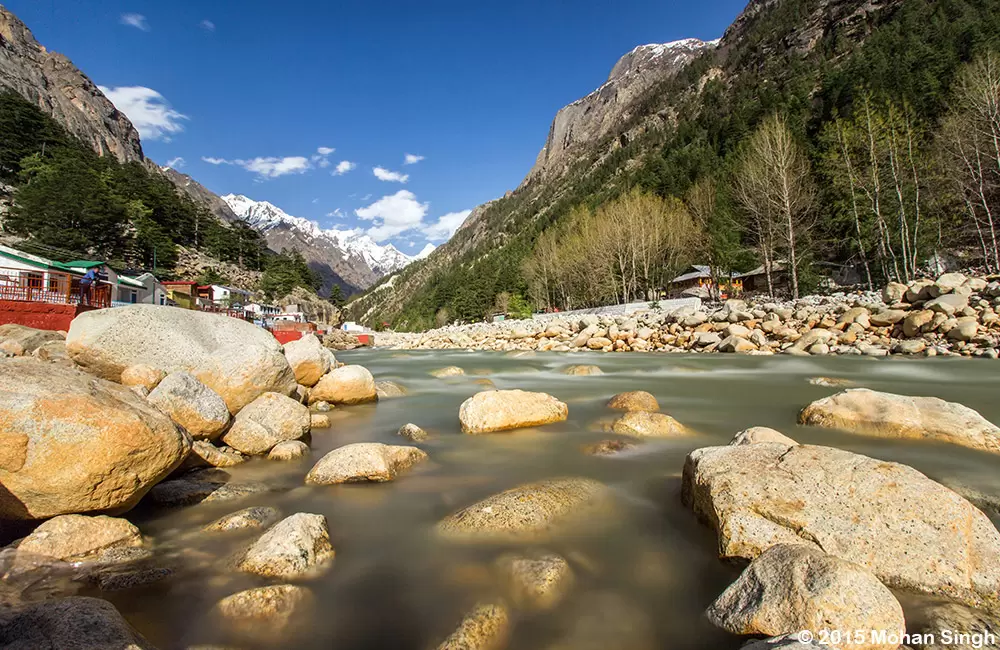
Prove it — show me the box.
[0,5,143,163]
[160,167,239,223]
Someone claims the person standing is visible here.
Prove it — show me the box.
[79,267,98,306]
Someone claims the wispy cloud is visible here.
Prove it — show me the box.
[355,190,428,241]
[326,208,346,219]
[373,166,409,183]
[165,156,185,169]
[333,160,356,176]
[199,19,216,31]
[423,209,472,241]
[317,147,335,156]
[99,86,186,141]
[120,13,149,31]
[404,153,425,165]
[311,147,334,168]
[202,156,228,165]
[199,155,312,179]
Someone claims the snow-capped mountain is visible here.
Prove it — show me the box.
[222,194,414,295]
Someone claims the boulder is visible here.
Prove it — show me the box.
[903,309,934,337]
[398,423,429,442]
[0,358,190,519]
[65,305,297,413]
[32,340,70,363]
[949,317,979,342]
[562,365,603,376]
[706,544,905,650]
[430,366,465,378]
[926,293,969,316]
[238,513,335,580]
[204,506,282,533]
[582,439,637,456]
[611,411,689,438]
[0,597,154,649]
[375,380,407,398]
[495,552,574,611]
[932,272,969,296]
[436,477,612,543]
[119,364,165,392]
[305,443,427,485]
[282,334,330,387]
[268,440,310,461]
[184,440,247,468]
[719,335,756,353]
[799,389,1000,454]
[147,469,269,507]
[213,584,315,644]
[730,427,797,447]
[882,282,908,304]
[435,603,510,650]
[222,392,311,455]
[869,310,907,327]
[681,443,1000,612]
[17,515,142,562]
[147,371,231,440]
[310,413,330,429]
[908,602,1000,650]
[308,365,377,405]
[459,390,568,434]
[607,391,659,412]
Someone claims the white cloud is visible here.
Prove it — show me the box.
[355,190,428,241]
[202,156,228,165]
[333,161,356,176]
[373,166,409,183]
[361,193,372,201]
[238,156,311,179]
[423,209,472,242]
[326,208,346,219]
[120,13,149,31]
[165,156,185,169]
[200,19,216,31]
[317,147,335,155]
[99,86,187,141]
[404,153,425,165]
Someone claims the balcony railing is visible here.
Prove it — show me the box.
[0,267,111,309]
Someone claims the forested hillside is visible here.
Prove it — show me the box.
[348,0,1000,331]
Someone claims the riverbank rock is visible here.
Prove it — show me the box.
[308,365,377,405]
[222,392,310,455]
[611,411,689,438]
[435,603,510,650]
[305,443,428,485]
[148,469,269,507]
[437,478,612,543]
[0,324,64,357]
[459,390,568,434]
[375,380,407,398]
[0,597,154,649]
[562,365,603,376]
[213,584,315,644]
[495,552,573,611]
[730,427,798,446]
[66,305,297,413]
[398,423,429,442]
[185,440,247,468]
[310,413,330,429]
[907,602,1000,650]
[607,391,659,412]
[119,364,165,392]
[0,358,190,519]
[268,440,310,461]
[706,544,904,650]
[147,371,231,440]
[204,506,282,533]
[682,443,1000,612]
[17,515,142,562]
[282,334,330,387]
[238,513,335,580]
[582,439,637,456]
[431,366,465,378]
[799,389,1000,453]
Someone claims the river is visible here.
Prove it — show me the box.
[104,350,1000,649]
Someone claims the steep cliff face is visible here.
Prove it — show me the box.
[159,167,239,223]
[0,5,143,163]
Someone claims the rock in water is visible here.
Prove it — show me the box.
[268,440,311,461]
[308,365,377,405]
[238,513,335,580]
[730,427,797,446]
[0,358,190,519]
[282,334,330,387]
[607,391,659,412]
[610,411,689,438]
[459,390,568,434]
[222,392,311,455]
[561,365,603,376]
[65,304,297,413]
[375,380,407,398]
[204,506,282,533]
[17,515,142,562]
[582,439,637,456]
[706,544,904,650]
[147,371,230,440]
[213,584,315,644]
[544,592,655,650]
[430,366,465,378]
[184,440,247,468]
[305,443,428,485]
[435,603,510,650]
[495,552,574,611]
[799,388,1000,453]
[0,597,154,649]
[437,478,612,543]
[398,423,429,442]
[682,443,1000,612]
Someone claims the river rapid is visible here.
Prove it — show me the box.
[107,350,1000,649]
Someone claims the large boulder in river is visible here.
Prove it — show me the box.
[308,365,377,405]
[213,584,316,645]
[65,305,297,413]
[0,358,190,519]
[799,388,1000,454]
[607,391,659,412]
[282,334,330,387]
[147,371,230,440]
[221,392,311,455]
[17,514,142,562]
[682,443,1000,612]
[610,411,689,438]
[459,390,568,434]
[0,597,154,649]
[237,513,335,580]
[305,442,427,484]
[437,478,612,543]
[706,544,905,650]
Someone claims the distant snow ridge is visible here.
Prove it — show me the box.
[221,194,413,274]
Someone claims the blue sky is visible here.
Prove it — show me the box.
[8,0,748,255]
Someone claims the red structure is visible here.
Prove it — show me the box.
[0,301,98,331]
[0,266,110,331]
[272,330,304,344]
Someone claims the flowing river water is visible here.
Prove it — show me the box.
[100,350,1000,649]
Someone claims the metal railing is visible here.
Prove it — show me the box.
[0,267,111,308]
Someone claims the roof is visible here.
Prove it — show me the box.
[118,275,145,288]
[0,245,56,271]
[61,260,105,269]
[162,280,199,286]
[671,265,712,284]
[738,261,788,278]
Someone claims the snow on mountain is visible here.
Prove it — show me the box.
[415,243,436,260]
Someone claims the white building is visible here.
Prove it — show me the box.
[205,284,252,306]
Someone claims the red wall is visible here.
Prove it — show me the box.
[272,330,304,345]
[0,301,95,332]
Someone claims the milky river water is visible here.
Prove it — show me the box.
[104,351,1000,649]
